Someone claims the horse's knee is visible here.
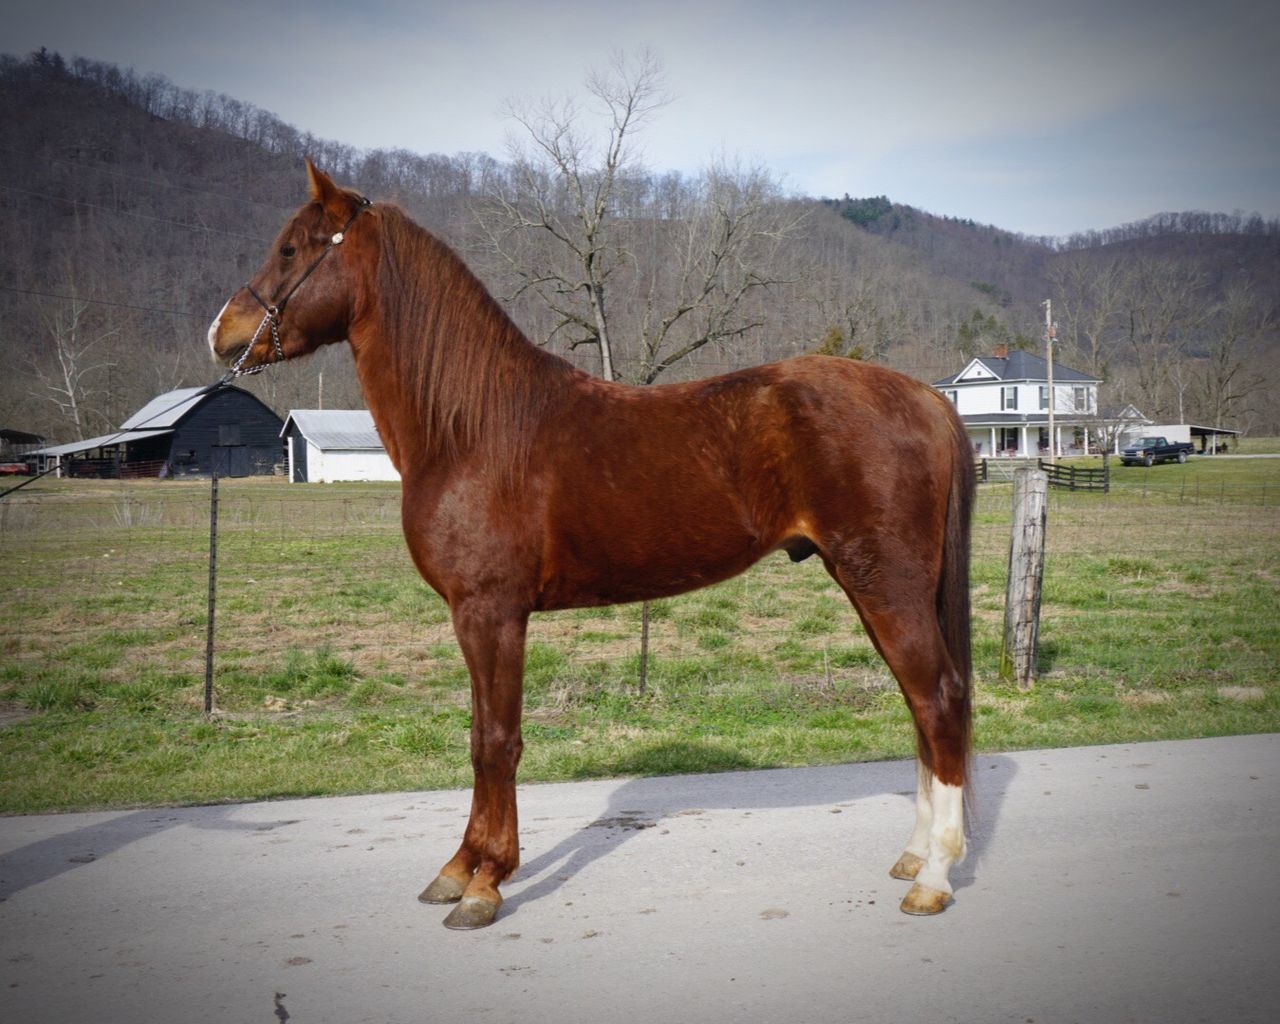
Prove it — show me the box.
[470,723,523,772]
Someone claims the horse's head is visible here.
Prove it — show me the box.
[208,161,370,372]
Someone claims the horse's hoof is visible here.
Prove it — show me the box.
[418,875,466,904]
[899,882,951,916]
[442,896,500,930]
[888,851,926,881]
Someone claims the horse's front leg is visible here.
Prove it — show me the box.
[418,601,528,930]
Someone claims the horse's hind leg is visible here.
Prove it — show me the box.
[833,572,968,915]
[895,751,966,916]
[888,758,933,883]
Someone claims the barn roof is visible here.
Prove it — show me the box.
[119,387,208,430]
[282,410,386,450]
[33,385,284,457]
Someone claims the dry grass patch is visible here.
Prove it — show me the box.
[1217,686,1265,701]
[1120,690,1175,707]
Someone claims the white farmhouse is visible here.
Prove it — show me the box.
[933,345,1102,457]
[281,410,399,483]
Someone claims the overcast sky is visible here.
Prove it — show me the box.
[9,0,1279,237]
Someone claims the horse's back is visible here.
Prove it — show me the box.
[529,356,960,609]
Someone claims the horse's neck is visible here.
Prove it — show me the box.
[347,234,572,480]
[346,329,416,475]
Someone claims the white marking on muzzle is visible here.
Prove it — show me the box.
[207,298,231,360]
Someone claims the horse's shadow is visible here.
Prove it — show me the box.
[0,807,302,903]
[0,753,1015,916]
[503,747,1015,917]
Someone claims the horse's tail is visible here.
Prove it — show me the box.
[938,403,975,798]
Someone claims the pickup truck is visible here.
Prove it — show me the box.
[1119,436,1194,467]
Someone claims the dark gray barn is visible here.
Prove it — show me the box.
[31,386,284,479]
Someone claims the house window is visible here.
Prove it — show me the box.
[1073,386,1088,412]
[998,427,1020,453]
[1039,386,1049,410]
[1001,386,1018,411]
[945,389,958,406]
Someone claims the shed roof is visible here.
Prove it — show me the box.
[1099,403,1150,421]
[30,429,172,457]
[282,410,385,450]
[1,428,46,445]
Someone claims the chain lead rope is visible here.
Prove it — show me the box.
[227,307,284,379]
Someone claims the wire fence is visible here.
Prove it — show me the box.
[1,465,1278,720]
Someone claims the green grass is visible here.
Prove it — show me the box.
[0,463,1278,813]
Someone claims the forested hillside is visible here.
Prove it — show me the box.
[3,48,1276,444]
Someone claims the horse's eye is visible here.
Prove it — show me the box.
[280,244,297,259]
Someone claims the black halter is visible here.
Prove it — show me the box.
[231,196,372,378]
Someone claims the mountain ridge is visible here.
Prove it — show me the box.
[2,48,1275,440]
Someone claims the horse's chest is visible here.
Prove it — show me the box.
[399,482,543,602]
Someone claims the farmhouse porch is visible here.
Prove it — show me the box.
[967,418,1096,459]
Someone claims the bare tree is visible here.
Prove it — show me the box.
[804,263,909,363]
[631,159,802,383]
[1047,251,1129,379]
[477,50,668,381]
[27,265,118,439]
[1194,282,1272,428]
[475,52,798,384]
[1118,254,1209,419]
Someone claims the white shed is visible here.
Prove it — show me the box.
[281,410,399,483]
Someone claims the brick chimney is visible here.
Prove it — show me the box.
[993,343,1009,358]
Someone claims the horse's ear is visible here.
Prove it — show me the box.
[305,159,354,225]
[306,159,338,204]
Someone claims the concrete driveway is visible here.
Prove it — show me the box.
[2,734,1276,1024]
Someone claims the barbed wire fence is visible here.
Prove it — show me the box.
[1,467,1277,722]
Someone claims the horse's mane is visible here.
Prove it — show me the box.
[369,205,573,484]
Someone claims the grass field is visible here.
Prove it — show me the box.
[1,449,1277,812]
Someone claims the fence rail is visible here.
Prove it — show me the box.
[977,457,1111,493]
[1037,457,1110,493]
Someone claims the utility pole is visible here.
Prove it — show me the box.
[1043,299,1056,462]
[318,370,324,411]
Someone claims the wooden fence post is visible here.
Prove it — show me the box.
[204,471,219,715]
[1000,467,1048,689]
[638,599,650,694]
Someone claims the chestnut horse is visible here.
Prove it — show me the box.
[209,163,974,929]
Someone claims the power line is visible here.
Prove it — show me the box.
[0,184,271,241]
[0,144,292,213]
[0,281,209,317]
